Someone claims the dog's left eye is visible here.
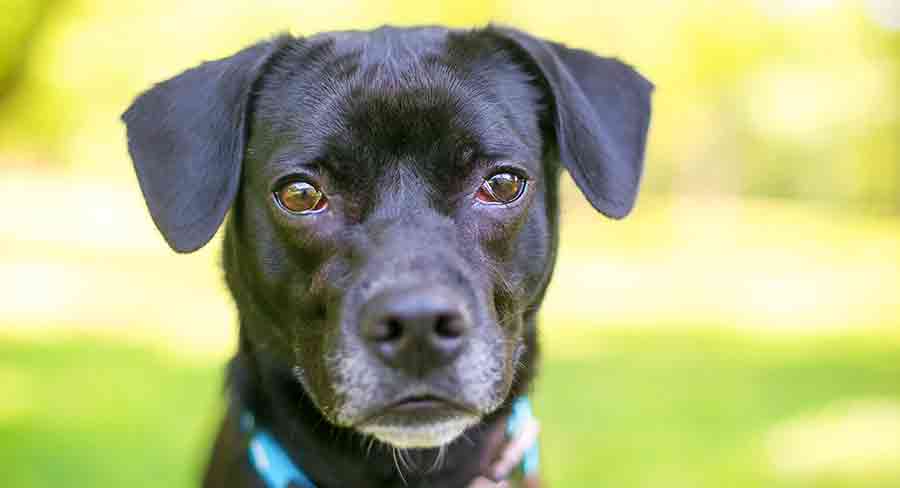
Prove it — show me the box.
[275,181,327,214]
[476,172,526,204]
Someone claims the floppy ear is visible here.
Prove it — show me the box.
[122,36,289,253]
[488,27,653,219]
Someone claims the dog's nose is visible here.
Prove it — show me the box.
[360,287,470,374]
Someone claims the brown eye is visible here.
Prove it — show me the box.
[275,181,326,214]
[476,172,526,204]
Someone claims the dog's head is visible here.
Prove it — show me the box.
[123,26,651,449]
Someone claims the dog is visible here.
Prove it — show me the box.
[122,25,652,487]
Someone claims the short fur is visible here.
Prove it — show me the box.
[122,25,652,487]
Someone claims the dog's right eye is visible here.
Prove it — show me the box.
[476,172,526,205]
[274,181,327,214]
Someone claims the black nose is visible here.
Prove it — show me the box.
[360,287,471,375]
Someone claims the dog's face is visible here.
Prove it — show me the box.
[123,26,651,449]
[234,29,551,448]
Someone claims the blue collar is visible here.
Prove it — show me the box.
[241,412,317,488]
[507,396,541,477]
[242,396,539,488]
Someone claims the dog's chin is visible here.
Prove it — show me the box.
[359,415,479,448]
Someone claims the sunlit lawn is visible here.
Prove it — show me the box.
[3,326,900,488]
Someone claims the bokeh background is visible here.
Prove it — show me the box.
[2,0,900,486]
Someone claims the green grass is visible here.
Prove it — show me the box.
[0,339,222,487]
[3,327,900,487]
[537,327,900,487]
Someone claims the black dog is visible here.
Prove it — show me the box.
[123,25,652,487]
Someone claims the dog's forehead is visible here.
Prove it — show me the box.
[313,25,450,68]
[251,26,543,182]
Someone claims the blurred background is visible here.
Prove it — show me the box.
[2,0,899,486]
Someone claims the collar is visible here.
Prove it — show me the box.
[242,396,540,488]
[240,412,317,488]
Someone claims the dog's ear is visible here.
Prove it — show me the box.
[488,27,653,219]
[122,36,289,253]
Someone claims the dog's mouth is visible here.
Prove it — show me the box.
[354,394,481,448]
[358,394,481,425]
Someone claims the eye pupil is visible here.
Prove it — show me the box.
[277,181,325,213]
[478,172,525,204]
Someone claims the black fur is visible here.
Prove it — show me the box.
[122,25,652,487]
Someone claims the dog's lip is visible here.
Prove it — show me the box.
[386,394,475,413]
[354,394,480,427]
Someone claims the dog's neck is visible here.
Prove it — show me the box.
[204,324,539,488]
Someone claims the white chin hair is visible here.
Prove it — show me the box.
[360,417,478,449]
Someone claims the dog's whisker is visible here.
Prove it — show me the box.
[406,448,419,471]
[427,445,447,473]
[365,436,376,459]
[392,447,408,485]
[397,446,414,472]
[439,445,448,471]
[460,431,475,446]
